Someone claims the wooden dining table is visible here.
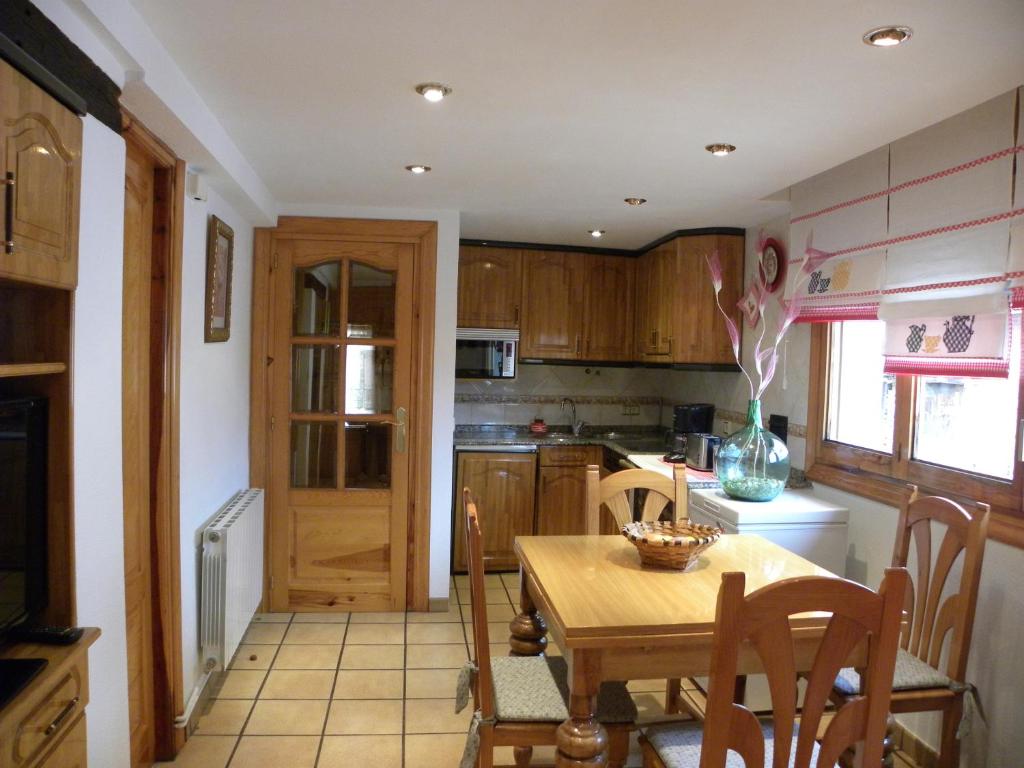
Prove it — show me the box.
[509,533,850,767]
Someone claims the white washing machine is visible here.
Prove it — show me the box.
[688,487,849,575]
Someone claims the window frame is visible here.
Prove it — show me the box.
[807,323,1024,547]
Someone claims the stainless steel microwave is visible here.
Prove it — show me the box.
[455,328,518,379]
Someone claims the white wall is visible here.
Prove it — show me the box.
[73,116,131,767]
[277,203,460,602]
[178,189,255,698]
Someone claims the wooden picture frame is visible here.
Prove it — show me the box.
[204,215,234,342]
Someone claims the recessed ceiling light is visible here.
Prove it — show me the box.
[589,229,605,238]
[862,26,913,47]
[705,143,736,157]
[405,164,431,174]
[415,82,452,102]
[624,198,647,206]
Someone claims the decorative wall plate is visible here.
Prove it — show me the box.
[759,238,786,294]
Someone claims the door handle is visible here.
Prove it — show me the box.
[3,172,14,255]
[384,407,408,453]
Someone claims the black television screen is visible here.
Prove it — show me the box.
[0,397,48,633]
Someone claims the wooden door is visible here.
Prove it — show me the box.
[452,452,537,572]
[582,254,635,361]
[536,466,588,536]
[457,246,522,328]
[269,238,414,611]
[122,137,156,768]
[0,59,82,289]
[520,250,583,359]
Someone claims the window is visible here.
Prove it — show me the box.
[810,316,1023,526]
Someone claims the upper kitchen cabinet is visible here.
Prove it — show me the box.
[0,59,82,289]
[520,250,635,362]
[520,249,584,359]
[635,232,744,366]
[581,254,635,361]
[457,246,522,328]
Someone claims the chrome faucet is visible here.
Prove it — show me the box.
[561,397,586,437]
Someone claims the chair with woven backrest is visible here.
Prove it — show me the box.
[830,485,990,768]
[585,463,696,718]
[640,567,908,768]
[456,489,637,768]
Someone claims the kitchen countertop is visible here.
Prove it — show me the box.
[453,425,671,456]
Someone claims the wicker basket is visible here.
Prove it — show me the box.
[621,520,723,571]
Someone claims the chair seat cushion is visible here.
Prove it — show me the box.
[645,720,822,768]
[490,656,636,723]
[834,648,951,696]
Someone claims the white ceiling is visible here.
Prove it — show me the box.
[131,0,1024,249]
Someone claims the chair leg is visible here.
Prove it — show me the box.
[664,678,681,714]
[607,727,630,768]
[512,746,532,767]
[937,696,964,768]
[477,724,494,768]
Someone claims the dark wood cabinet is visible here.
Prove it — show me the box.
[453,451,537,572]
[582,255,635,361]
[635,242,676,360]
[520,250,583,359]
[0,59,82,289]
[535,446,602,536]
[457,246,522,329]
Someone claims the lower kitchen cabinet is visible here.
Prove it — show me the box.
[535,446,603,536]
[453,451,537,572]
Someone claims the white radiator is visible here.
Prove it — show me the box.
[200,489,265,672]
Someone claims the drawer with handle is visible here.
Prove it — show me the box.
[538,445,602,467]
[8,662,86,768]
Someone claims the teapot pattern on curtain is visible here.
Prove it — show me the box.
[943,315,976,353]
[906,324,927,353]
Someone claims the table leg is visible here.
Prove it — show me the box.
[509,567,547,656]
[556,650,608,767]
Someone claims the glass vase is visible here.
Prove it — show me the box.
[715,399,790,502]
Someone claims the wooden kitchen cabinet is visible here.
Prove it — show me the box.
[453,451,537,572]
[634,232,744,365]
[535,446,602,536]
[582,254,635,361]
[0,59,82,289]
[457,246,522,328]
[519,250,583,359]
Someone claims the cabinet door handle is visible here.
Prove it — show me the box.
[575,334,581,354]
[650,329,657,346]
[513,305,520,323]
[382,407,407,453]
[45,696,80,736]
[3,172,14,255]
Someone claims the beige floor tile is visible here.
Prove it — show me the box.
[462,621,509,641]
[326,699,403,735]
[194,699,253,735]
[405,644,467,669]
[283,623,347,645]
[466,641,516,660]
[344,623,406,645]
[154,735,235,768]
[458,587,510,605]
[406,623,464,645]
[405,668,458,699]
[404,733,468,768]
[499,572,520,589]
[243,699,328,735]
[405,698,472,734]
[334,669,405,699]
[627,679,671,693]
[493,744,557,765]
[407,606,463,623]
[259,669,335,699]
[215,669,267,699]
[242,623,287,645]
[339,644,405,670]
[291,611,349,623]
[271,644,340,670]
[631,691,677,724]
[251,612,293,623]
[484,603,517,621]
[228,735,319,768]
[317,735,402,768]
[348,611,406,624]
[229,644,275,670]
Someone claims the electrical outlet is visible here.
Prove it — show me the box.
[621,404,640,416]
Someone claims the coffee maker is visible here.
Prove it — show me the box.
[663,403,715,464]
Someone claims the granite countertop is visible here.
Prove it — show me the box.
[453,424,671,456]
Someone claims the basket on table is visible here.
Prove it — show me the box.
[621,520,722,571]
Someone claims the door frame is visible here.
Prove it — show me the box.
[120,112,186,757]
[250,217,437,611]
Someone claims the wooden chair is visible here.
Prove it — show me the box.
[586,463,694,718]
[458,489,637,768]
[640,567,908,768]
[584,463,688,535]
[830,486,990,768]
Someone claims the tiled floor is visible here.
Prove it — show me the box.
[157,572,920,768]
